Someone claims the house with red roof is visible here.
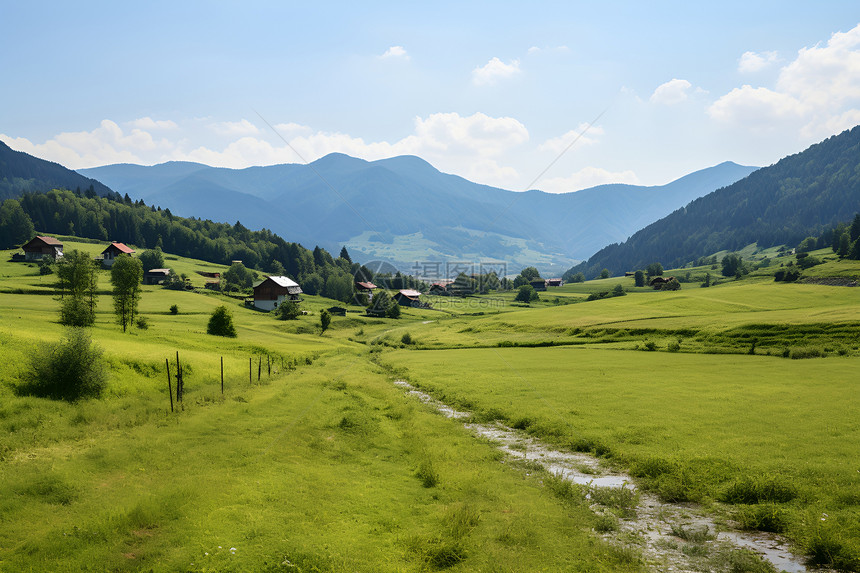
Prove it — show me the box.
[101,242,135,267]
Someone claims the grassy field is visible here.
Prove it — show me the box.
[2,238,860,570]
[0,241,643,572]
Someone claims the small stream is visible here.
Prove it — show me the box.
[394,380,822,573]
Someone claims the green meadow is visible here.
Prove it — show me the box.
[2,238,860,570]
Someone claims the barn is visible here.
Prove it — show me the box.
[253,276,303,311]
[143,268,171,285]
[21,236,63,261]
[394,289,422,307]
[354,281,378,302]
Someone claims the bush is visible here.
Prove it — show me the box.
[515,284,539,303]
[19,328,108,400]
[273,301,300,320]
[169,304,179,315]
[60,296,95,327]
[135,316,149,330]
[207,306,237,337]
[386,300,401,319]
[319,309,331,333]
[401,332,413,345]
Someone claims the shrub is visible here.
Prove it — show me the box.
[169,304,179,315]
[515,284,539,303]
[401,332,413,345]
[319,309,331,333]
[60,296,95,327]
[612,284,625,297]
[273,301,300,320]
[207,306,237,337]
[135,316,149,330]
[19,328,108,400]
[386,300,401,319]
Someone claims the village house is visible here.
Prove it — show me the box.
[529,278,547,291]
[546,278,563,287]
[21,236,63,261]
[354,280,377,302]
[428,279,454,295]
[101,242,135,267]
[143,268,171,285]
[253,276,303,311]
[394,289,422,307]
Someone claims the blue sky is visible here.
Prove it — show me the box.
[2,1,859,192]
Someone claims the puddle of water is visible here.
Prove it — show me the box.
[394,380,819,573]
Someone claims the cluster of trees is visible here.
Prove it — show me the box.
[563,126,860,279]
[797,213,860,260]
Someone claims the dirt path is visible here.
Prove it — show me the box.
[394,380,828,573]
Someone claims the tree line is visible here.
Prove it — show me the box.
[2,188,381,304]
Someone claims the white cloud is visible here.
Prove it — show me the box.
[650,78,692,105]
[711,24,860,138]
[209,119,260,136]
[128,117,178,130]
[472,57,521,86]
[538,123,604,154]
[738,50,779,73]
[539,166,641,193]
[0,119,173,168]
[707,85,807,129]
[380,45,409,59]
[527,45,570,55]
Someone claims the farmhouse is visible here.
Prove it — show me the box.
[428,279,454,295]
[394,289,422,307]
[21,236,63,261]
[253,276,303,311]
[355,281,377,301]
[143,268,171,285]
[529,278,547,291]
[101,242,135,267]
[546,278,563,287]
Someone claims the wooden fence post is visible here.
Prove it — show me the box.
[220,356,224,395]
[249,357,252,386]
[257,355,261,382]
[176,351,183,404]
[267,355,271,377]
[166,358,173,413]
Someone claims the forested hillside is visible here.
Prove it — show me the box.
[0,141,116,201]
[565,125,860,279]
[5,189,376,301]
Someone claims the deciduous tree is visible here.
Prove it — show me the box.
[110,254,143,332]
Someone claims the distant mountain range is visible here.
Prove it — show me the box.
[0,141,116,201]
[79,155,756,273]
[566,125,860,279]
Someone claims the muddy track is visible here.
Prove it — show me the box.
[394,380,831,573]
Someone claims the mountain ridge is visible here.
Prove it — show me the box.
[79,154,756,271]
